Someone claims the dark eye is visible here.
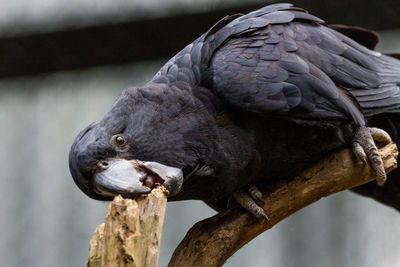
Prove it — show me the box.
[114,135,126,147]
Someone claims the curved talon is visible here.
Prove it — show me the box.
[233,188,269,221]
[248,184,264,203]
[352,142,367,165]
[353,126,387,186]
[369,127,392,144]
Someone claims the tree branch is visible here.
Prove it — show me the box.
[86,144,397,267]
[168,143,398,267]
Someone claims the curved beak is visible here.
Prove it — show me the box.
[93,159,183,197]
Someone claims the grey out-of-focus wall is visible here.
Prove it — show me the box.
[1,13,400,267]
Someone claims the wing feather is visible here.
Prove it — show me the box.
[207,6,400,124]
[151,3,400,125]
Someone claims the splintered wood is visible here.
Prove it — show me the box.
[87,188,167,267]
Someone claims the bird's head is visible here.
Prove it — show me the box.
[69,83,218,200]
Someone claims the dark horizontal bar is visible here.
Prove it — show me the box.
[0,0,399,78]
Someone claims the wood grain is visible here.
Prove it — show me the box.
[168,143,398,267]
[87,187,168,267]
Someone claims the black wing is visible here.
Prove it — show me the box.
[151,3,400,126]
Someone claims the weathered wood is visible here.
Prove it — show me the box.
[168,143,398,267]
[87,187,167,267]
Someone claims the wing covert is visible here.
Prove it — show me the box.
[150,3,400,126]
[207,6,400,125]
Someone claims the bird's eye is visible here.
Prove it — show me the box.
[114,135,126,147]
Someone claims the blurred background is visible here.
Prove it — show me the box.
[0,0,400,266]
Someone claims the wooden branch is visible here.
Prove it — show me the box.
[168,143,398,267]
[87,187,167,267]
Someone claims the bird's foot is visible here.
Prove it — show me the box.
[230,184,269,221]
[352,126,391,186]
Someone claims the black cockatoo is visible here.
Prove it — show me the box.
[69,3,400,219]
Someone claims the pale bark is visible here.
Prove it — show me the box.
[168,143,398,267]
[87,187,168,267]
